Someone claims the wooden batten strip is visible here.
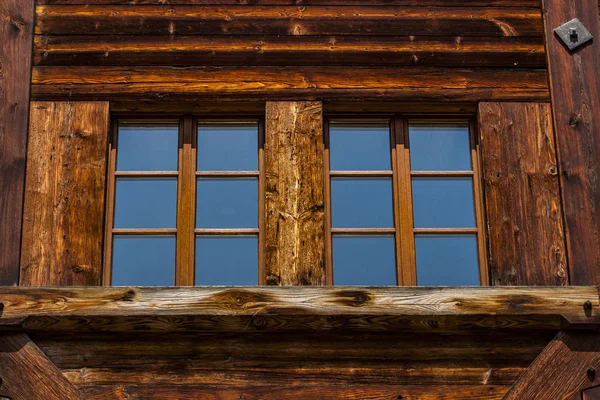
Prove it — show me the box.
[265,102,326,286]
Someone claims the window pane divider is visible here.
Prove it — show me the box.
[330,171,393,177]
[410,171,474,177]
[114,171,179,177]
[331,228,396,234]
[413,228,479,234]
[112,228,178,235]
[196,171,259,177]
[195,228,260,235]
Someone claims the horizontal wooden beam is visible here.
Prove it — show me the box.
[36,1,542,6]
[30,66,549,102]
[0,286,598,333]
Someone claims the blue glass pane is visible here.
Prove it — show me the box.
[329,123,391,171]
[333,235,396,286]
[412,178,475,228]
[114,178,177,228]
[409,124,471,171]
[116,124,178,171]
[331,178,394,228]
[197,123,258,171]
[195,236,258,285]
[415,235,480,286]
[196,178,258,228]
[112,236,175,286]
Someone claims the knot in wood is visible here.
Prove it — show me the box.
[588,367,596,380]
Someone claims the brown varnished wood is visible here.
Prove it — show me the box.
[479,102,567,286]
[264,102,325,286]
[30,66,550,102]
[0,286,598,333]
[541,0,600,285]
[20,102,110,287]
[33,35,546,68]
[35,0,542,6]
[35,6,542,37]
[0,333,82,400]
[0,0,35,286]
[505,331,600,399]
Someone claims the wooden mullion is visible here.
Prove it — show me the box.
[176,116,196,286]
[470,118,489,286]
[323,119,334,286]
[330,171,393,177]
[394,117,417,286]
[102,118,118,286]
[258,118,266,285]
[196,171,259,177]
[115,171,179,177]
[411,171,474,177]
[389,118,404,287]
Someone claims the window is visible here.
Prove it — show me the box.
[103,116,264,286]
[324,116,487,286]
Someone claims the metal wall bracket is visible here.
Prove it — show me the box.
[554,18,593,52]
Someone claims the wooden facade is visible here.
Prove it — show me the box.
[1,0,600,399]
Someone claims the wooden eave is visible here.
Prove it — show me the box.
[0,286,598,333]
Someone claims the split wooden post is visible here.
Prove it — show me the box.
[541,0,600,285]
[264,102,326,286]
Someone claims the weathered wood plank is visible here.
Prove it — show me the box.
[479,102,567,286]
[20,102,109,286]
[30,67,550,102]
[0,0,35,286]
[77,384,511,399]
[35,6,543,37]
[0,286,597,332]
[541,0,600,285]
[33,35,546,68]
[265,102,325,286]
[35,0,542,6]
[0,333,82,400]
[505,331,600,399]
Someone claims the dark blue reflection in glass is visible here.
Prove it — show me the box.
[196,178,257,228]
[116,124,179,171]
[415,235,480,286]
[333,235,396,286]
[195,236,258,285]
[412,178,475,228]
[331,178,393,228]
[197,124,258,171]
[114,178,177,228]
[329,123,391,171]
[112,236,175,286]
[409,124,472,171]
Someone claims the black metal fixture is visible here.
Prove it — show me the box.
[554,18,593,52]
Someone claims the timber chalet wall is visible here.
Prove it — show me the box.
[1,0,600,399]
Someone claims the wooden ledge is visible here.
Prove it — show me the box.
[0,286,598,333]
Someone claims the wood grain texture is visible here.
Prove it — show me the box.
[0,333,82,400]
[35,6,543,37]
[30,66,549,101]
[32,35,546,68]
[35,0,542,6]
[505,331,600,399]
[265,102,325,286]
[27,330,551,398]
[0,0,35,286]
[541,0,600,285]
[0,286,598,332]
[479,102,567,286]
[20,102,109,286]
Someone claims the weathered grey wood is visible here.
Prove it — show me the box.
[0,333,82,400]
[0,287,597,332]
[265,102,325,286]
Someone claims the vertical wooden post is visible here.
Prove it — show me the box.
[541,0,600,285]
[264,102,325,286]
[0,0,35,285]
[20,102,109,286]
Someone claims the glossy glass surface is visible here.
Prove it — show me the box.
[331,178,394,228]
[197,123,258,171]
[329,123,391,171]
[114,178,177,228]
[116,124,179,171]
[415,234,480,286]
[195,236,258,285]
[409,124,471,171]
[333,235,396,286]
[412,178,476,228]
[196,178,258,228]
[111,236,176,286]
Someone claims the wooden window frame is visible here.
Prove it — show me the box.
[324,113,489,286]
[102,114,266,286]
